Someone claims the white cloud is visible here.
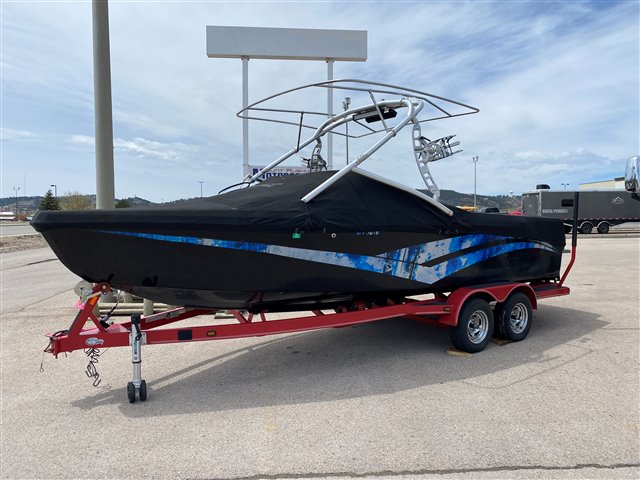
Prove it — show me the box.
[68,134,200,162]
[114,137,199,162]
[68,134,95,146]
[0,128,38,141]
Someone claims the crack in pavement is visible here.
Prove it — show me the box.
[1,256,58,272]
[195,463,640,480]
[26,258,58,266]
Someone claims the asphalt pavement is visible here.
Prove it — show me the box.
[0,238,638,479]
[0,222,36,236]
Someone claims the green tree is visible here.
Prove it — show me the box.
[39,190,61,211]
[115,199,131,208]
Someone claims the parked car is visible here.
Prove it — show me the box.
[479,207,501,213]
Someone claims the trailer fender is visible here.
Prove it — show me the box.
[439,284,537,327]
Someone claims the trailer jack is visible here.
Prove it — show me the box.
[127,314,147,403]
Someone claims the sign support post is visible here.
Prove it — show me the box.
[242,57,249,176]
[206,26,367,176]
[326,59,334,169]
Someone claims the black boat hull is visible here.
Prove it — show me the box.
[38,226,562,311]
[32,171,566,311]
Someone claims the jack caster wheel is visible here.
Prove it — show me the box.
[449,298,494,353]
[127,382,136,403]
[139,380,147,402]
[494,292,533,342]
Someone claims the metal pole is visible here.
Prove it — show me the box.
[50,184,57,197]
[242,57,249,177]
[199,181,204,197]
[326,59,334,170]
[345,122,349,165]
[472,156,478,207]
[343,97,350,165]
[92,0,118,304]
[92,0,115,210]
[13,187,20,217]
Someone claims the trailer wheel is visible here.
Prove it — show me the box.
[495,292,532,342]
[127,382,136,403]
[139,380,147,402]
[597,222,610,234]
[449,298,494,353]
[580,222,593,234]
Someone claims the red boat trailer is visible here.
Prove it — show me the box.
[43,196,580,403]
[43,280,572,403]
[46,281,573,359]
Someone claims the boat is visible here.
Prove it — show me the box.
[32,80,566,312]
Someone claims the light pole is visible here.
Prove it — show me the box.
[199,181,204,198]
[92,0,115,210]
[50,184,57,197]
[13,186,20,217]
[561,183,569,190]
[342,96,351,164]
[472,156,479,207]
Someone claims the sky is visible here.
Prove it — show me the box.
[1,0,639,203]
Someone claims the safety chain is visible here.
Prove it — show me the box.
[84,348,102,387]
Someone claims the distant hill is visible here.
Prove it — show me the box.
[0,196,43,213]
[435,189,522,211]
[0,190,522,213]
[121,196,155,208]
[159,197,205,206]
[0,194,155,213]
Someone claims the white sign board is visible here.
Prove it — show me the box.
[206,26,367,61]
[250,165,309,180]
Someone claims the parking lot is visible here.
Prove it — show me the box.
[1,235,638,479]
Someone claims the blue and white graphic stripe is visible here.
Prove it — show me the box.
[103,231,558,286]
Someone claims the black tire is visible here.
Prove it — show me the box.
[448,298,494,353]
[580,222,593,234]
[139,380,147,402]
[127,382,136,403]
[495,292,532,342]
[597,222,610,234]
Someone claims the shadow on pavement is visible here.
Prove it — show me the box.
[70,304,606,416]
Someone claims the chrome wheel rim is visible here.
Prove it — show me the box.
[467,310,489,344]
[509,303,528,334]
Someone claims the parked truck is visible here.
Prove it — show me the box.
[522,157,640,234]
